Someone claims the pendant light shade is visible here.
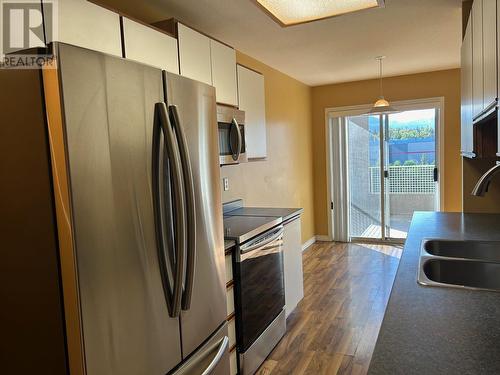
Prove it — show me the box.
[368,56,398,115]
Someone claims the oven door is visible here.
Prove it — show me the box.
[218,120,247,165]
[233,226,285,352]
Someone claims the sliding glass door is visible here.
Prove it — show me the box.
[344,108,438,242]
[347,114,382,239]
[385,109,438,239]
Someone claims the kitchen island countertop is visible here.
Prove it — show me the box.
[368,212,500,375]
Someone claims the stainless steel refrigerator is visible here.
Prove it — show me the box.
[40,43,229,374]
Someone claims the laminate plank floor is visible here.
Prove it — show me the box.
[256,242,402,375]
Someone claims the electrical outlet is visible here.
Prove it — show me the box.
[223,177,229,191]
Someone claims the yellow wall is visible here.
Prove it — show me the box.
[463,158,500,213]
[311,69,462,236]
[221,51,315,242]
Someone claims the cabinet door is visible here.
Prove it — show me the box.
[472,0,484,118]
[483,0,497,109]
[462,16,475,156]
[237,65,267,159]
[210,40,238,106]
[122,18,179,73]
[177,23,212,85]
[43,0,122,57]
[282,217,304,318]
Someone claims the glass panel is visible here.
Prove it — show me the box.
[218,123,232,155]
[347,115,382,239]
[386,109,437,239]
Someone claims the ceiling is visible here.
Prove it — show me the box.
[98,0,463,86]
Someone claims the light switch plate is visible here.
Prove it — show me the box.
[223,177,229,191]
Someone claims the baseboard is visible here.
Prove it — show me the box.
[301,236,316,252]
[301,235,335,251]
[316,235,333,242]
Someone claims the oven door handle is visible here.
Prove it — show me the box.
[229,118,242,161]
[240,226,284,254]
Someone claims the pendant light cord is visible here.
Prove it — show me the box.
[378,57,384,99]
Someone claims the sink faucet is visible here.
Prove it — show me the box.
[471,161,500,196]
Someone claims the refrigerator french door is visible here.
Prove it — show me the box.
[51,43,228,374]
[163,72,228,358]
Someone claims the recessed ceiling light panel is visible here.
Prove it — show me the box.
[254,0,385,26]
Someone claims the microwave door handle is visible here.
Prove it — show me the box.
[155,102,186,318]
[230,118,242,161]
[168,104,196,310]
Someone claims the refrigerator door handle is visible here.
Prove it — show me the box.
[200,336,229,375]
[172,336,229,375]
[154,102,186,318]
[168,105,197,310]
[152,103,173,315]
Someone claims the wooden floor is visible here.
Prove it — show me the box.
[256,242,402,375]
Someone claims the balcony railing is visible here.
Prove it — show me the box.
[370,165,436,194]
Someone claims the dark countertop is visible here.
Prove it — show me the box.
[224,207,303,223]
[222,200,303,245]
[223,215,283,244]
[224,240,235,251]
[368,212,500,375]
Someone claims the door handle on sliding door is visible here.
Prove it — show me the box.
[154,102,186,318]
[168,105,196,310]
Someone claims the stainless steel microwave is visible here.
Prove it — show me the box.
[217,105,247,165]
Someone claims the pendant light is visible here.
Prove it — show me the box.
[368,56,398,115]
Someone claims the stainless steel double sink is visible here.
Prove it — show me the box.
[418,239,500,292]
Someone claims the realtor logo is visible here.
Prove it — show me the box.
[1,0,57,68]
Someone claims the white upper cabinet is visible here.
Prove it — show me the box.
[43,0,122,57]
[483,0,497,110]
[472,0,484,118]
[210,40,238,106]
[177,23,212,85]
[461,15,474,156]
[122,18,179,73]
[237,65,267,159]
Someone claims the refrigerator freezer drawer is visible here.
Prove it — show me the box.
[172,322,230,375]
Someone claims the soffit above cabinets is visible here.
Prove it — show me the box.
[95,0,462,86]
